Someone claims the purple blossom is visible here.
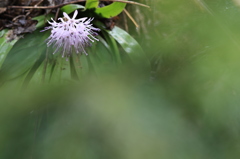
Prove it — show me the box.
[41,10,100,59]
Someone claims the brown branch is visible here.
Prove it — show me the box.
[8,0,150,9]
[26,0,44,16]
[123,9,139,28]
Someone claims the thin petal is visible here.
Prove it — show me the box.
[58,18,65,23]
[63,12,70,19]
[72,10,78,19]
[77,17,87,22]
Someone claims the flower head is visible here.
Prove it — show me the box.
[41,10,100,59]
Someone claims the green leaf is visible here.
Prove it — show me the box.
[85,0,99,9]
[32,14,54,29]
[0,30,19,68]
[66,37,120,79]
[101,30,122,64]
[0,29,7,37]
[95,1,127,18]
[0,30,49,83]
[27,45,77,84]
[21,48,46,88]
[61,4,85,14]
[84,39,118,76]
[72,53,90,79]
[35,49,55,83]
[69,55,79,80]
[107,26,150,67]
[49,56,72,83]
[28,49,53,84]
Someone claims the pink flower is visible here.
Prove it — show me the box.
[41,10,100,59]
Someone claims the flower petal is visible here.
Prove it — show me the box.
[41,13,100,58]
[63,12,70,19]
[72,10,78,19]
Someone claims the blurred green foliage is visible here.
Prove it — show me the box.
[1,0,240,158]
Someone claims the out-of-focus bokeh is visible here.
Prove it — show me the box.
[2,0,240,158]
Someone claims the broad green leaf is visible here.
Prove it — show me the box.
[61,4,85,14]
[97,36,113,62]
[101,30,121,64]
[32,14,54,29]
[86,39,117,76]
[87,43,102,75]
[68,38,118,79]
[0,70,30,90]
[85,0,99,9]
[21,48,47,88]
[69,55,79,80]
[95,1,127,18]
[70,53,90,80]
[108,26,150,67]
[31,46,73,84]
[0,30,19,68]
[0,30,49,83]
[0,29,7,37]
[26,57,46,85]
[29,50,56,84]
[51,57,72,83]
